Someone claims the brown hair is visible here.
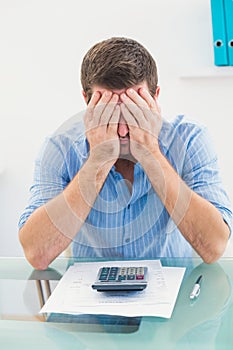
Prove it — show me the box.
[81,37,158,102]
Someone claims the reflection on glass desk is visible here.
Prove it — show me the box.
[0,257,233,350]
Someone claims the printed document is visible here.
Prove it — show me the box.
[40,260,185,318]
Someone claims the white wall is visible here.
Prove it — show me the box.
[1,0,233,256]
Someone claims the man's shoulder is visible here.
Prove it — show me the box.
[161,115,206,142]
[162,115,204,133]
[48,112,86,145]
[36,112,87,164]
[159,115,209,156]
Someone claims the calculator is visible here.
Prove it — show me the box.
[92,266,148,292]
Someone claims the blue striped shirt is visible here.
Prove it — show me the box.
[19,114,233,258]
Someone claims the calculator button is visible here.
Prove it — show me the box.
[102,268,109,272]
[118,275,126,281]
[100,267,110,274]
[108,275,117,281]
[110,267,118,274]
[136,275,144,280]
[136,267,144,274]
[119,267,126,275]
[127,275,135,280]
[99,275,108,281]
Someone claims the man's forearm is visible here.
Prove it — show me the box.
[141,151,230,263]
[19,158,112,269]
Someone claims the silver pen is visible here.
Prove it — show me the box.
[190,275,203,300]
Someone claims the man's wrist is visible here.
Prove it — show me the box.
[80,156,113,192]
[139,147,164,170]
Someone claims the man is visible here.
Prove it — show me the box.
[19,37,232,270]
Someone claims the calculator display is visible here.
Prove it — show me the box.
[92,266,148,292]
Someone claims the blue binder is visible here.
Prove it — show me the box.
[210,0,228,65]
[223,0,233,65]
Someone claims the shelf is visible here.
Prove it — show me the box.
[180,66,233,79]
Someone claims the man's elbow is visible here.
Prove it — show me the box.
[201,240,228,264]
[202,251,222,264]
[25,250,50,270]
[201,222,230,264]
[18,229,50,270]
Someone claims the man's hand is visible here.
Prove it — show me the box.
[120,87,162,163]
[84,90,121,167]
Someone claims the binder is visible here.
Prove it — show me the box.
[210,0,228,66]
[223,0,233,65]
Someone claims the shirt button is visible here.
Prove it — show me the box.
[125,238,130,243]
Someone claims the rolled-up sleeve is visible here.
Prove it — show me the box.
[18,136,70,229]
[181,125,233,235]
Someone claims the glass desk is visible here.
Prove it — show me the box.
[0,257,233,349]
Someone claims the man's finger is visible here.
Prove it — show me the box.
[139,88,159,113]
[121,93,147,129]
[100,94,119,126]
[87,91,101,109]
[91,90,113,125]
[108,104,120,133]
[84,91,101,126]
[120,103,138,129]
[125,88,149,110]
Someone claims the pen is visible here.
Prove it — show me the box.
[189,275,203,300]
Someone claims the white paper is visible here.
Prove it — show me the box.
[40,260,185,319]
